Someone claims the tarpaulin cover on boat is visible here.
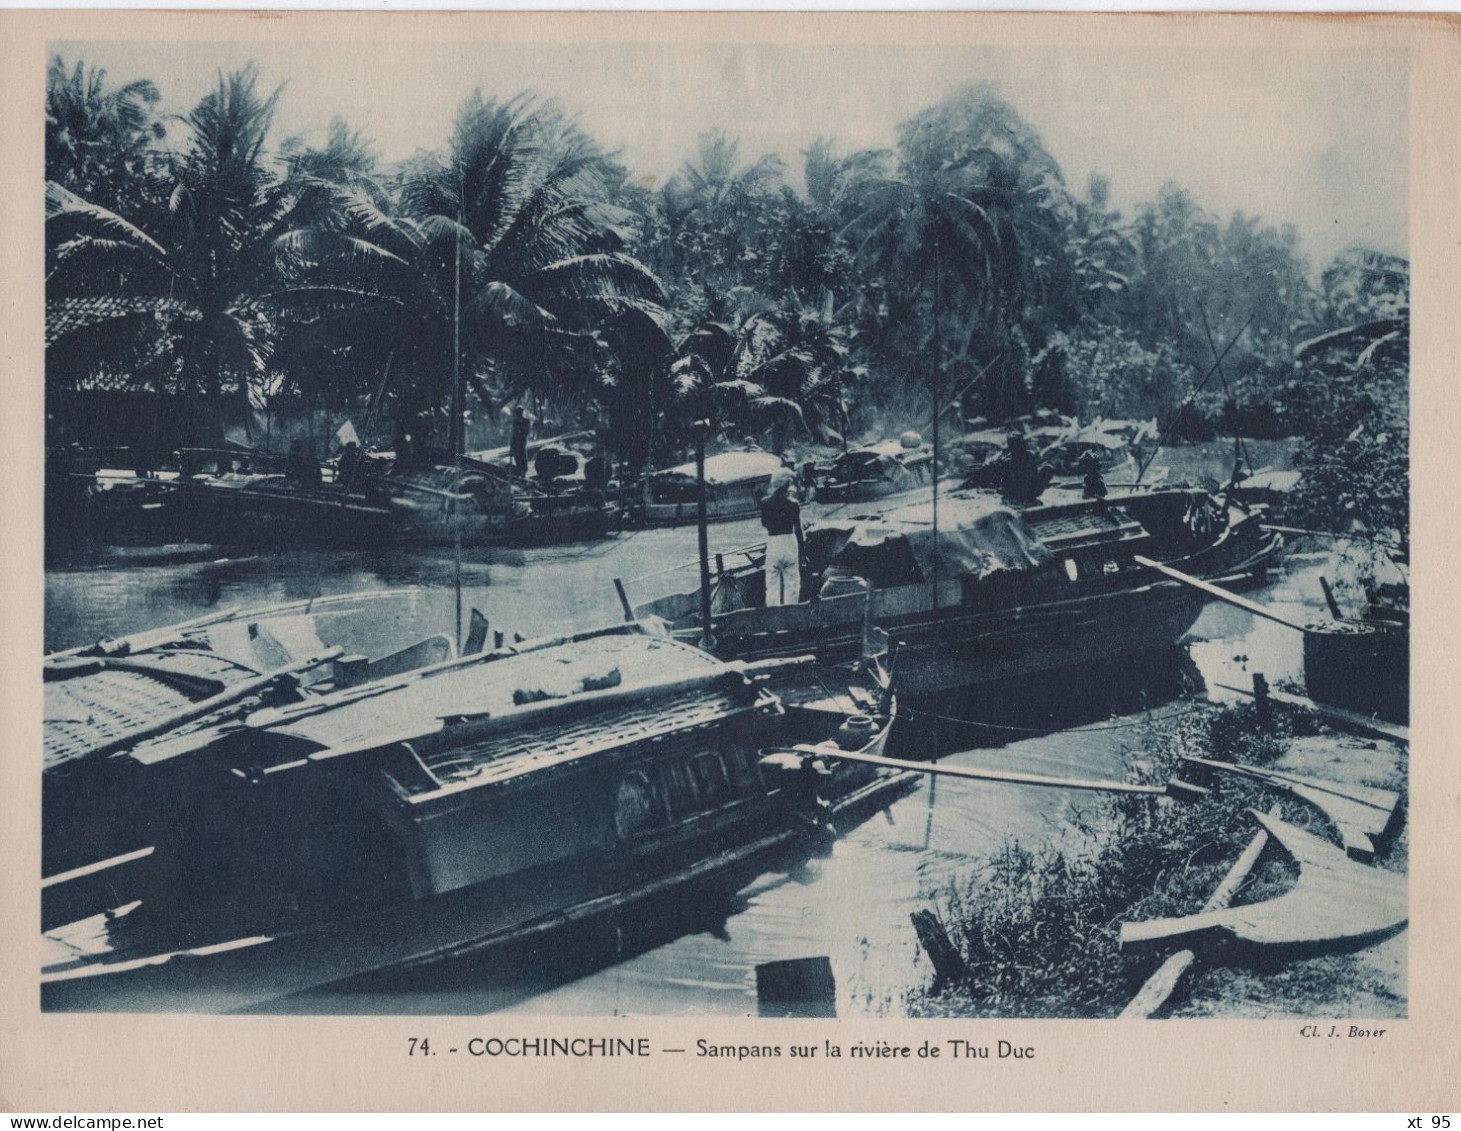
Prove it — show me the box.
[824,495,1054,587]
[654,450,786,487]
[839,439,932,462]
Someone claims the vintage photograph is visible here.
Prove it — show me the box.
[38,30,1410,1023]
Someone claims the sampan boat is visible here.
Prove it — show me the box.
[175,451,613,549]
[640,450,787,526]
[814,438,936,504]
[43,592,462,876]
[41,624,907,1013]
[633,487,1284,699]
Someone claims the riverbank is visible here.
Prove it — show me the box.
[905,699,1408,1019]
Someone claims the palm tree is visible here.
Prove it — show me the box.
[272,90,668,458]
[802,136,889,217]
[1065,175,1136,319]
[842,84,1074,417]
[838,83,1071,602]
[47,65,296,427]
[667,303,855,451]
[650,130,786,302]
[46,55,164,217]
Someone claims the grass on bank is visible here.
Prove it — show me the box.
[906,701,1407,1019]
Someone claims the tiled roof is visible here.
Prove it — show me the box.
[46,295,195,348]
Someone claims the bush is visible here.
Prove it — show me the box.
[907,703,1301,1018]
[1033,321,1191,426]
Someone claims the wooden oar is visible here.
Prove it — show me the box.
[45,589,424,662]
[45,606,242,661]
[783,745,1208,800]
[114,648,342,766]
[246,621,671,729]
[1262,524,1406,553]
[1133,555,1312,633]
[1120,805,1279,1019]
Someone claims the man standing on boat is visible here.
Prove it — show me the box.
[1078,449,1108,501]
[760,470,805,606]
[997,432,1050,505]
[510,405,532,478]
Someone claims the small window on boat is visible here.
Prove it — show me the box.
[663,761,701,819]
[722,741,758,789]
[692,753,731,805]
[614,770,659,840]
[1064,558,1080,581]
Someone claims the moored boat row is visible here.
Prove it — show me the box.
[42,430,1341,1015]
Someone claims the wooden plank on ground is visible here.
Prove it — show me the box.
[1119,806,1278,1020]
[1182,756,1400,860]
[1119,810,1407,954]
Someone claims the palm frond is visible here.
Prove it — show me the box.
[471,280,555,330]
[45,181,168,259]
[519,252,666,309]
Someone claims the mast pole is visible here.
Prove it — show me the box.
[1202,307,1252,485]
[930,236,941,614]
[452,199,464,651]
[695,422,713,649]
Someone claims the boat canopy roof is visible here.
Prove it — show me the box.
[257,629,728,753]
[957,429,1009,448]
[822,494,1054,586]
[1062,429,1128,451]
[654,450,785,486]
[835,439,932,464]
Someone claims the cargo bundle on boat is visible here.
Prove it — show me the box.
[1040,427,1138,480]
[633,487,1283,698]
[41,623,907,1013]
[814,435,936,504]
[640,450,787,526]
[949,428,1009,474]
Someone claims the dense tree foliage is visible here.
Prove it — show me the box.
[45,59,1408,530]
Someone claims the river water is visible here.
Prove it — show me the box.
[44,456,1335,1018]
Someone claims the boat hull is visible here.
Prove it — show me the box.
[704,579,1216,699]
[640,491,765,527]
[639,491,1284,699]
[174,480,611,548]
[42,763,911,1015]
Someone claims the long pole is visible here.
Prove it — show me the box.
[1201,307,1252,481]
[930,237,941,614]
[1133,554,1313,633]
[1136,314,1252,483]
[452,204,464,651]
[695,425,713,648]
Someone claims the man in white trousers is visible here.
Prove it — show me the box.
[760,469,805,606]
